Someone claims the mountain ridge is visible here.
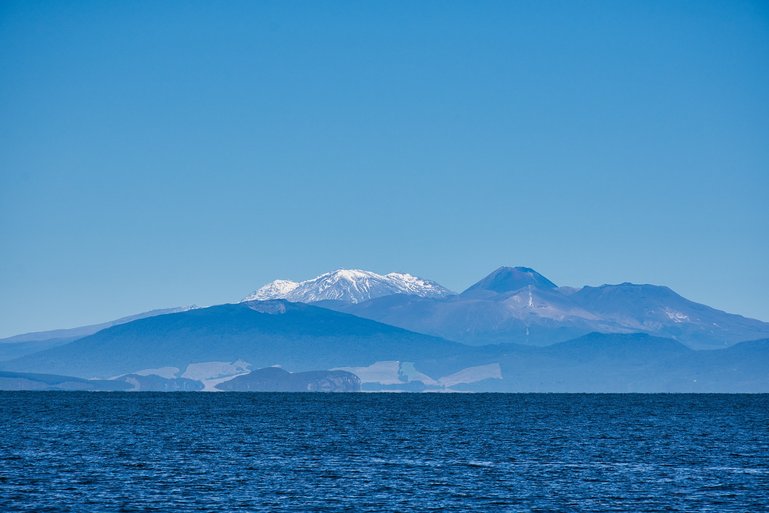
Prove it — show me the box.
[3,265,768,371]
[2,302,767,392]
[0,300,465,379]
[462,266,558,297]
[243,269,453,304]
[322,267,769,350]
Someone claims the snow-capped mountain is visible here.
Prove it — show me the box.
[242,269,454,304]
[247,279,299,300]
[326,266,769,350]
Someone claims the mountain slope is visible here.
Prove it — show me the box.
[0,339,75,363]
[0,306,198,361]
[326,266,621,346]
[326,268,769,349]
[215,367,360,392]
[0,371,132,391]
[461,266,557,298]
[415,333,769,392]
[569,283,769,348]
[0,300,464,378]
[243,269,453,304]
[3,309,767,392]
[328,290,610,346]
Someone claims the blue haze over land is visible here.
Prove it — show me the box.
[1,1,768,337]
[2,267,768,393]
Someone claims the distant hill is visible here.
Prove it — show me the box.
[461,266,557,297]
[415,334,769,393]
[2,265,767,393]
[0,371,131,391]
[0,339,75,363]
[2,319,767,392]
[6,265,767,362]
[326,267,769,349]
[0,306,197,361]
[216,367,360,392]
[0,301,464,379]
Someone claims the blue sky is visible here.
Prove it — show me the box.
[1,0,768,337]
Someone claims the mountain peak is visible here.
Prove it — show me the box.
[243,269,454,304]
[462,266,557,296]
[246,279,300,301]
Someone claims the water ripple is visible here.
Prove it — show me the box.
[1,393,767,512]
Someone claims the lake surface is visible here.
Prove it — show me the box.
[1,393,768,512]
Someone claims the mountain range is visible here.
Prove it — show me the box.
[1,301,464,379]
[1,265,768,392]
[243,269,452,303]
[250,267,769,350]
[0,306,198,361]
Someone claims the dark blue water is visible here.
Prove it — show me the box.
[1,393,768,512]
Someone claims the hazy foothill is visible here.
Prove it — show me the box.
[2,266,767,393]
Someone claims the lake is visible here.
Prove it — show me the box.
[1,393,768,512]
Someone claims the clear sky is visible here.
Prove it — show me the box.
[1,0,768,337]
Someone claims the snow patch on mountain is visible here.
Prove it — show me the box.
[243,269,453,304]
[333,361,403,385]
[181,360,253,392]
[182,360,250,381]
[133,367,180,379]
[246,280,299,301]
[664,309,690,323]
